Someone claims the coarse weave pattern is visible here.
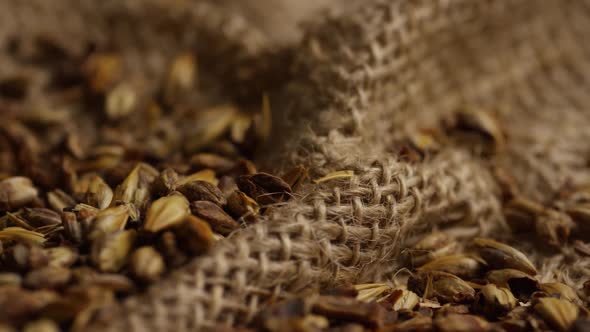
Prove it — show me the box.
[2,0,590,331]
[88,148,498,331]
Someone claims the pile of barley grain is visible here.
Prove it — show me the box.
[247,235,590,332]
[0,48,301,331]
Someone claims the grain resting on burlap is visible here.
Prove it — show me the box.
[3,0,590,331]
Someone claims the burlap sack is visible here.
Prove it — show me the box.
[3,0,590,331]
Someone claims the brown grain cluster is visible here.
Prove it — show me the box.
[246,236,590,332]
[0,43,302,331]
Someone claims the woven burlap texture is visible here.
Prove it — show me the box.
[3,0,590,331]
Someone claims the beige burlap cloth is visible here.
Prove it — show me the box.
[3,0,590,330]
